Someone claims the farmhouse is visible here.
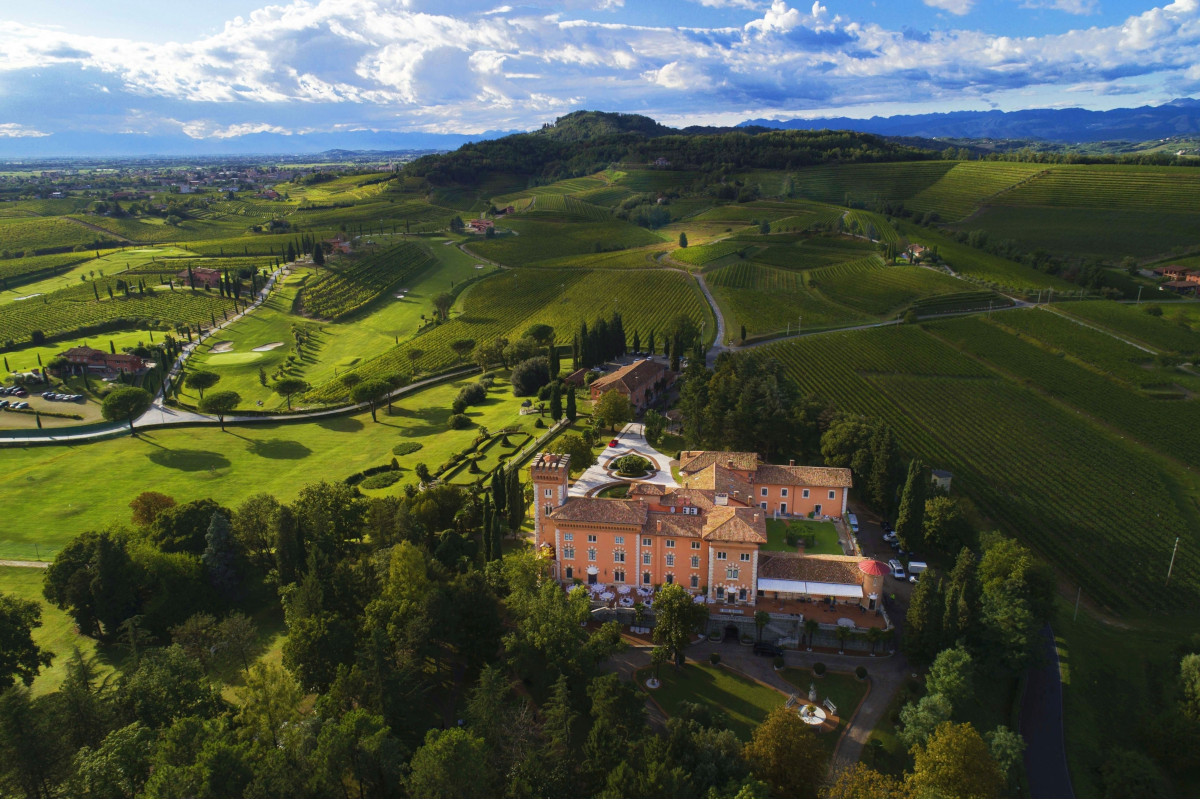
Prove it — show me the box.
[1154,265,1192,280]
[177,267,222,289]
[1162,280,1198,296]
[324,234,352,255]
[589,357,673,412]
[466,219,495,233]
[57,346,150,377]
[531,451,880,618]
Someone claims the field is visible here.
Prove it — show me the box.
[299,241,436,320]
[763,519,841,555]
[466,219,666,265]
[0,371,542,560]
[993,164,1200,213]
[306,266,712,401]
[641,661,786,741]
[765,323,1200,613]
[0,216,120,253]
[897,221,1075,292]
[183,238,482,409]
[808,257,969,315]
[1056,300,1200,354]
[791,161,957,207]
[905,162,1046,222]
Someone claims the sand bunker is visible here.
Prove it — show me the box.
[252,342,285,352]
[210,341,234,353]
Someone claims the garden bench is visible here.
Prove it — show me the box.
[823,698,837,716]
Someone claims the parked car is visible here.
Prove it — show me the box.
[888,558,906,580]
[753,642,784,657]
[13,388,27,397]
[0,400,9,409]
[13,402,29,410]
[847,512,859,533]
[608,439,619,448]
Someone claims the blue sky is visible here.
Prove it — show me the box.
[0,0,1196,142]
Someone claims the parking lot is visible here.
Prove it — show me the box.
[849,500,915,613]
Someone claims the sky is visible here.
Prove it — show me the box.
[0,0,1197,144]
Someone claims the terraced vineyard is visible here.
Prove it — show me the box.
[844,210,899,244]
[519,194,611,221]
[306,266,709,401]
[905,162,1046,221]
[490,176,608,205]
[299,242,436,320]
[792,161,956,206]
[0,282,237,344]
[671,240,748,267]
[1056,300,1200,355]
[611,168,703,192]
[0,252,88,284]
[0,216,119,253]
[688,201,808,224]
[67,215,173,242]
[897,221,1074,292]
[993,165,1200,213]
[747,236,876,270]
[181,232,340,257]
[575,185,636,208]
[707,262,809,293]
[530,246,665,269]
[808,256,970,315]
[767,326,1200,612]
[468,219,665,265]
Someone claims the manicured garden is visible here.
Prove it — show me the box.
[779,667,869,753]
[764,518,842,555]
[642,660,787,740]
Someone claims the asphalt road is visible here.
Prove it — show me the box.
[1021,624,1075,798]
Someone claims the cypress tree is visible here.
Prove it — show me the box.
[571,335,579,370]
[740,324,747,343]
[632,330,640,354]
[491,514,504,562]
[942,548,979,646]
[203,511,239,596]
[482,496,494,561]
[507,469,524,531]
[491,469,507,515]
[579,321,589,368]
[566,385,577,422]
[905,569,945,665]
[648,330,655,355]
[867,425,899,517]
[549,382,562,421]
[895,458,927,552]
[93,283,99,301]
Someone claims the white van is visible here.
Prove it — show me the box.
[908,561,928,583]
[847,512,859,533]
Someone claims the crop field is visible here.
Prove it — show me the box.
[467,219,665,265]
[896,221,1074,292]
[306,266,710,402]
[518,194,611,221]
[0,252,88,286]
[791,161,956,206]
[766,325,1200,612]
[927,314,1200,470]
[0,216,119,253]
[810,258,970,315]
[299,241,436,320]
[491,176,607,205]
[910,291,1008,315]
[0,281,237,344]
[707,263,865,335]
[993,164,1200,213]
[687,201,809,224]
[67,214,175,242]
[528,246,666,269]
[287,198,451,231]
[575,186,637,208]
[844,210,899,244]
[670,240,748,267]
[0,198,88,217]
[747,236,877,271]
[988,307,1155,386]
[1056,300,1200,354]
[948,205,1200,259]
[905,162,1046,221]
[611,169,703,192]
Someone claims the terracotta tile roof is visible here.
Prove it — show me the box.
[758,553,863,585]
[590,359,666,395]
[679,451,759,474]
[629,482,671,497]
[60,346,106,359]
[702,506,767,544]
[753,464,853,489]
[644,512,705,539]
[549,497,647,526]
[681,464,755,500]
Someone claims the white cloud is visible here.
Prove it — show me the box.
[923,0,975,14]
[180,121,292,139]
[1020,0,1099,14]
[746,0,804,33]
[0,123,50,138]
[691,0,761,8]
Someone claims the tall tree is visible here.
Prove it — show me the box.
[351,378,392,422]
[129,491,176,527]
[185,370,221,399]
[565,385,577,422]
[490,469,507,515]
[942,547,978,645]
[272,378,309,411]
[743,706,825,797]
[101,386,153,432]
[199,390,241,431]
[407,727,496,798]
[906,722,1005,799]
[895,458,926,551]
[653,583,709,666]
[549,382,562,421]
[202,511,239,597]
[904,568,944,665]
[0,593,53,690]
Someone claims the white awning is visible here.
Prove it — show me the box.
[756,578,863,598]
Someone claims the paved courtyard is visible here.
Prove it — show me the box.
[569,422,679,497]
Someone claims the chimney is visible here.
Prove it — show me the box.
[657,520,662,532]
[753,512,759,523]
[789,459,795,466]
[726,459,734,469]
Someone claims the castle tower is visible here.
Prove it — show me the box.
[530,452,570,549]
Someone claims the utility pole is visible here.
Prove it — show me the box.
[1137,285,1143,304]
[1167,536,1181,585]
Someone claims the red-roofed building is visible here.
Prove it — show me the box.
[324,234,352,255]
[57,346,150,377]
[589,358,673,412]
[177,267,222,289]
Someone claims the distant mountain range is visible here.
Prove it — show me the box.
[0,128,520,160]
[739,98,1200,143]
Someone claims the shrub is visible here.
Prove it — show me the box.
[447,413,473,430]
[856,665,868,680]
[613,453,652,476]
[456,381,488,407]
[710,653,721,665]
[511,356,551,397]
[813,662,826,677]
[393,441,422,456]
[451,398,467,415]
[361,471,402,490]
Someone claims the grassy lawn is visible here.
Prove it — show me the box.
[0,372,537,560]
[764,518,842,555]
[0,247,196,305]
[641,660,787,740]
[181,237,482,410]
[0,566,111,696]
[780,668,869,754]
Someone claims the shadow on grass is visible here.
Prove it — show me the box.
[146,448,232,471]
[317,416,364,433]
[246,439,313,460]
